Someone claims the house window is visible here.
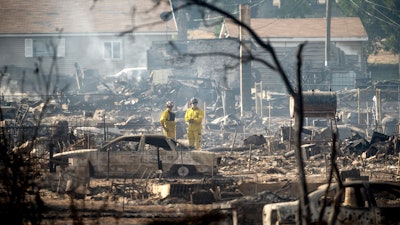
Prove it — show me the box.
[25,38,65,58]
[104,41,122,60]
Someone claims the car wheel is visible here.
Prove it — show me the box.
[177,165,190,177]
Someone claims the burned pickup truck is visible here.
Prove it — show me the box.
[53,134,220,179]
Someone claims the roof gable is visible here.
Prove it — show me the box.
[222,17,368,41]
[0,0,177,35]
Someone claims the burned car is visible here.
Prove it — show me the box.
[53,134,219,178]
[263,181,400,225]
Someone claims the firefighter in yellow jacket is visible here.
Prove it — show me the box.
[159,101,176,139]
[184,97,204,150]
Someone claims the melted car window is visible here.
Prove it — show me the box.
[109,140,139,151]
[144,143,169,152]
[144,137,172,151]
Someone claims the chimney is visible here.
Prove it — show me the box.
[175,0,188,40]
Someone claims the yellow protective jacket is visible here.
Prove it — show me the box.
[184,106,204,131]
[159,109,176,128]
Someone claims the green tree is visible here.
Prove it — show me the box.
[338,0,400,54]
[172,0,264,29]
[272,0,320,18]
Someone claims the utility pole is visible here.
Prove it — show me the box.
[325,0,332,89]
[239,4,252,117]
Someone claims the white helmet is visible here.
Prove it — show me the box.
[190,97,198,104]
[166,101,174,108]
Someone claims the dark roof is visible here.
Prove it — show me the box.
[0,0,177,35]
[223,17,368,41]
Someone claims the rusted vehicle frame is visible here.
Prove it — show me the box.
[53,134,219,179]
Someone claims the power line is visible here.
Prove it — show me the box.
[349,0,400,29]
[364,0,400,28]
[365,0,400,13]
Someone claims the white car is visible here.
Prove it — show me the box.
[263,180,400,225]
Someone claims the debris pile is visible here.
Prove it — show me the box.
[2,73,400,225]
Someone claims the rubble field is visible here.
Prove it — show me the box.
[36,139,400,224]
[3,82,400,224]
